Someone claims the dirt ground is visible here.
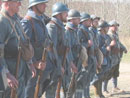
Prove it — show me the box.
[42,62,130,98]
[91,62,130,98]
[105,62,130,98]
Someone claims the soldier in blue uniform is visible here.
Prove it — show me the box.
[21,0,51,97]
[107,20,127,93]
[46,2,69,98]
[0,0,36,98]
[96,21,112,98]
[89,15,100,84]
[77,12,94,98]
[64,9,80,98]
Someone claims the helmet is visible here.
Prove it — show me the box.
[52,2,69,17]
[109,20,119,26]
[91,15,100,20]
[28,0,48,8]
[98,20,110,30]
[67,9,80,20]
[80,12,90,23]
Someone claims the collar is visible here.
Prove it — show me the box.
[66,22,78,30]
[26,9,42,21]
[80,24,90,33]
[1,9,14,19]
[51,17,64,29]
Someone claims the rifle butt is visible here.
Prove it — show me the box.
[10,89,17,98]
[34,74,41,98]
[56,77,62,98]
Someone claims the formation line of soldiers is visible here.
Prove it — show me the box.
[0,0,127,98]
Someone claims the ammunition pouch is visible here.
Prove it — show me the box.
[57,44,66,56]
[111,47,120,54]
[20,38,34,61]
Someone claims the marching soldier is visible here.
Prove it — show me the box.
[107,20,127,93]
[89,15,101,84]
[64,9,80,98]
[21,0,52,98]
[46,2,69,98]
[93,20,110,98]
[0,0,36,98]
[98,21,112,98]
[77,12,94,98]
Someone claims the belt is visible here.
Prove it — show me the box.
[4,54,17,59]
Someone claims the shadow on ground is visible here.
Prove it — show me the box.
[108,91,130,98]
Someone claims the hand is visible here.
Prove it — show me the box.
[71,62,78,73]
[28,64,36,78]
[88,40,93,47]
[97,63,102,69]
[61,67,65,75]
[106,46,111,51]
[124,49,127,53]
[6,73,18,89]
[110,40,116,46]
[34,61,46,71]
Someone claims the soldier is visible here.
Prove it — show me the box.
[97,21,112,98]
[46,2,69,98]
[77,12,94,98]
[89,15,100,84]
[0,0,36,98]
[107,20,127,93]
[92,20,110,98]
[64,9,80,98]
[21,0,52,98]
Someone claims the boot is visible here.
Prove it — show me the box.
[74,89,83,98]
[93,81,100,98]
[98,80,105,98]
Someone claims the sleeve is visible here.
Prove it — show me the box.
[98,35,107,55]
[0,18,10,73]
[77,29,89,49]
[47,23,62,75]
[47,23,58,48]
[120,42,127,52]
[21,19,36,63]
[65,30,74,64]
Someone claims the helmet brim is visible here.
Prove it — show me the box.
[28,0,48,8]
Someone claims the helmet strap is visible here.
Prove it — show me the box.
[35,5,43,15]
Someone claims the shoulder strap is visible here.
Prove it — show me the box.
[0,12,20,43]
[80,28,89,39]
[49,20,61,29]
[24,15,38,44]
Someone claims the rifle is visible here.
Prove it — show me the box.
[10,46,22,98]
[66,46,83,98]
[56,46,68,98]
[34,40,48,98]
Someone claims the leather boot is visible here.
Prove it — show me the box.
[93,81,100,98]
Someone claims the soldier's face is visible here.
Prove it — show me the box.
[36,3,47,14]
[92,19,99,27]
[83,19,92,27]
[72,18,80,26]
[104,27,109,33]
[110,25,118,32]
[61,12,68,22]
[8,1,21,14]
